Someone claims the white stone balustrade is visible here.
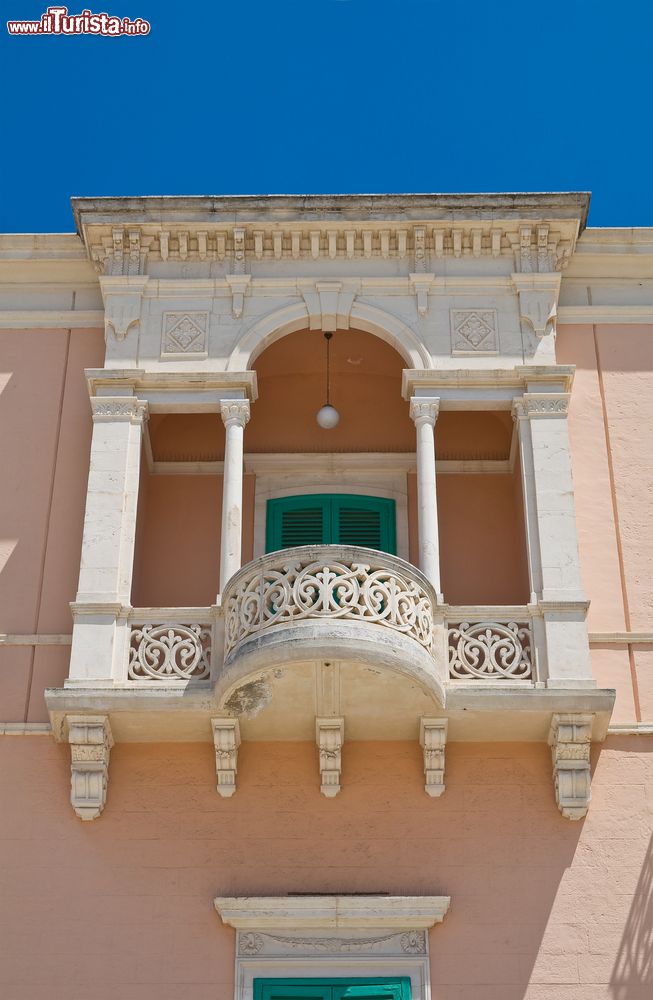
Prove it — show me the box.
[128,622,212,681]
[222,545,437,661]
[448,618,534,681]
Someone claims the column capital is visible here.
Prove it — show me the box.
[91,396,149,424]
[220,399,251,429]
[512,393,570,421]
[410,396,440,427]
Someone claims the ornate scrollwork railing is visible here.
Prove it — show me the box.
[128,623,212,680]
[448,619,533,680]
[223,546,436,659]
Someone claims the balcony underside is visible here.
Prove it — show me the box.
[46,673,615,743]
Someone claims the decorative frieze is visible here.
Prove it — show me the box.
[448,620,533,680]
[90,397,149,423]
[211,718,241,797]
[512,393,570,420]
[161,312,208,357]
[419,718,447,797]
[548,713,594,820]
[316,717,344,797]
[128,623,212,680]
[450,308,498,354]
[68,715,113,821]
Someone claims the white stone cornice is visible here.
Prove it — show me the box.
[409,397,439,427]
[558,304,653,324]
[220,399,251,429]
[214,895,451,930]
[0,309,104,329]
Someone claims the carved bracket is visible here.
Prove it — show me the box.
[419,718,447,797]
[316,717,344,797]
[409,273,435,317]
[548,713,594,820]
[68,715,113,821]
[225,275,252,319]
[212,718,241,797]
[300,281,357,331]
[98,275,149,343]
[511,273,561,340]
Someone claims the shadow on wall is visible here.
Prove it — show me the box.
[610,831,653,999]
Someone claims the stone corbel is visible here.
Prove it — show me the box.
[316,717,344,797]
[548,713,594,820]
[68,715,113,821]
[225,275,251,319]
[511,272,562,340]
[409,273,435,317]
[419,718,447,797]
[99,275,149,344]
[300,281,356,331]
[212,718,241,797]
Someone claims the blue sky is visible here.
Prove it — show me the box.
[1,0,652,232]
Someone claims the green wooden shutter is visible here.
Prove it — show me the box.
[266,495,396,554]
[254,980,411,1000]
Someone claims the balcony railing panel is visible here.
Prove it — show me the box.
[127,610,214,682]
[447,614,533,681]
[223,545,437,661]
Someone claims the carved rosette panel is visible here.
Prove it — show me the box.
[448,620,533,680]
[128,624,212,680]
[450,309,498,354]
[224,549,434,659]
[161,312,208,356]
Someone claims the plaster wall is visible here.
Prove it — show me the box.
[557,323,653,724]
[0,737,651,1000]
[0,327,104,721]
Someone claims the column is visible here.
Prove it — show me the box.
[512,393,593,686]
[219,400,250,592]
[68,395,148,684]
[410,397,442,599]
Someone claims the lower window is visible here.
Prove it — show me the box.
[254,979,411,1000]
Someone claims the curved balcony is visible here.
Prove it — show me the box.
[218,545,446,708]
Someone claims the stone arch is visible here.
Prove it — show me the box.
[226,300,432,371]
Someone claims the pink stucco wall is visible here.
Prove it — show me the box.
[0,736,650,999]
[0,328,105,722]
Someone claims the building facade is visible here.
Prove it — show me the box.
[0,192,651,999]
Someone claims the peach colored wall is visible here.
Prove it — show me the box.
[0,736,651,999]
[557,323,653,724]
[249,328,414,453]
[132,474,222,608]
[0,328,105,722]
[426,469,530,605]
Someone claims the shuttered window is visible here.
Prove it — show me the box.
[266,494,396,554]
[254,979,411,1000]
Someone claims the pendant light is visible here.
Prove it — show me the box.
[316,331,340,429]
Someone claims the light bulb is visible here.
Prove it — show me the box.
[316,404,340,429]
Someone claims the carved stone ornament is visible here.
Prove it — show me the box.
[511,273,562,340]
[511,394,570,420]
[548,713,594,820]
[68,715,113,821]
[448,620,533,680]
[99,276,149,343]
[225,274,251,319]
[419,718,447,797]
[316,717,344,797]
[212,718,241,797]
[161,312,208,356]
[220,399,251,429]
[299,280,356,331]
[90,397,149,423]
[450,309,498,354]
[409,273,435,317]
[128,623,212,680]
[409,397,439,427]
